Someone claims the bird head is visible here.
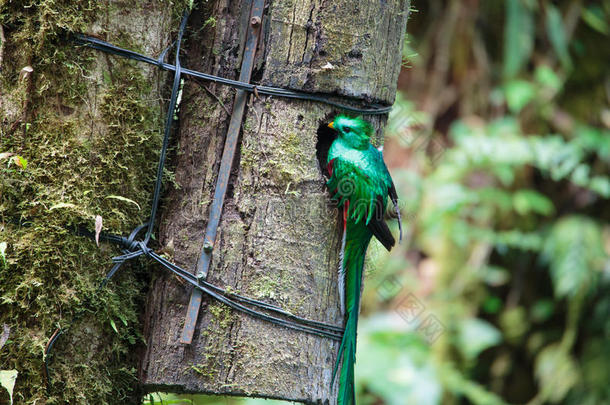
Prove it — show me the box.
[328,115,373,150]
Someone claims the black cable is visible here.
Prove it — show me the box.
[147,251,342,340]
[73,35,392,115]
[143,12,188,245]
[147,251,343,337]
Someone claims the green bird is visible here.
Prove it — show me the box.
[326,115,402,405]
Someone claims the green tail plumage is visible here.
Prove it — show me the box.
[331,222,371,405]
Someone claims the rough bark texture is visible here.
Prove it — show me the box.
[141,0,409,403]
[0,1,186,403]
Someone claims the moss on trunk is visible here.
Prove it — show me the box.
[0,1,189,403]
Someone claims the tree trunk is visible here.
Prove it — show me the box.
[141,0,410,403]
[0,1,185,403]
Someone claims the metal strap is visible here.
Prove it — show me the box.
[180,0,265,344]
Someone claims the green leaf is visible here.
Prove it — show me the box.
[542,216,606,298]
[503,0,534,78]
[497,231,543,251]
[545,140,582,181]
[457,318,502,360]
[535,65,562,92]
[492,165,516,186]
[513,189,554,216]
[0,370,18,405]
[1,154,28,170]
[119,313,128,326]
[476,188,513,213]
[545,5,572,70]
[589,176,610,198]
[13,156,27,170]
[570,164,590,187]
[534,344,579,403]
[579,337,610,396]
[581,5,609,35]
[110,319,118,334]
[504,80,536,114]
[105,195,141,210]
[574,126,610,161]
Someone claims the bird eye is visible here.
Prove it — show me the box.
[344,127,351,133]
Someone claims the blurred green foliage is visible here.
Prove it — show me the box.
[363,1,609,404]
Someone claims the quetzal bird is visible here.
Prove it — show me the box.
[326,115,402,405]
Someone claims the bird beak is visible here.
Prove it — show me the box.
[328,121,334,129]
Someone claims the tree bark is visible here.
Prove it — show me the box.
[0,1,185,403]
[141,0,409,403]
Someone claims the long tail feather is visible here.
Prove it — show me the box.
[332,226,371,405]
[338,226,346,315]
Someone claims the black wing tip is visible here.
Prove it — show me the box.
[368,219,395,251]
[367,194,396,251]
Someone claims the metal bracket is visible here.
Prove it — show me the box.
[180,0,265,344]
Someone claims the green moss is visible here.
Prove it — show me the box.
[251,275,281,300]
[185,303,238,382]
[203,17,217,29]
[240,107,320,194]
[190,364,210,377]
[0,1,185,403]
[209,303,233,330]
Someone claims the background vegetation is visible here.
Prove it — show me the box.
[146,1,610,404]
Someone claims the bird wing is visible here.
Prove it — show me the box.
[327,156,395,250]
[371,147,403,243]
